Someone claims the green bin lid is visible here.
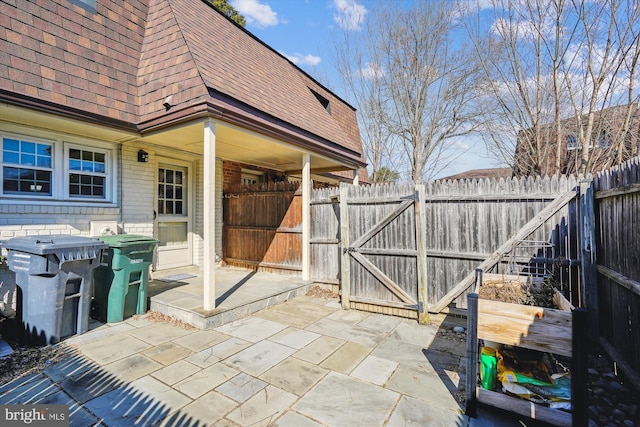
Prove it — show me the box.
[97,234,159,248]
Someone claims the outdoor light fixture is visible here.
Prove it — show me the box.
[163,95,173,111]
[138,150,149,163]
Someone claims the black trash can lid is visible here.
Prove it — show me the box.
[3,235,108,255]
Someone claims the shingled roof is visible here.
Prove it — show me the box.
[0,0,365,167]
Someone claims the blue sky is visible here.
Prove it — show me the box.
[230,0,497,179]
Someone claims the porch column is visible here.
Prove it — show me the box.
[203,120,217,310]
[302,153,311,280]
[352,168,360,186]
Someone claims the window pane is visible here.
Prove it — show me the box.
[175,171,182,184]
[175,201,183,214]
[82,160,93,172]
[37,156,51,168]
[22,141,36,154]
[21,154,35,166]
[69,149,81,160]
[4,139,19,152]
[82,150,93,161]
[3,167,51,196]
[159,169,165,183]
[166,201,174,214]
[176,187,182,199]
[157,201,164,214]
[69,159,82,170]
[166,186,174,199]
[3,151,19,164]
[166,170,174,184]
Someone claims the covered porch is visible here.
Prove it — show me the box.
[147,266,313,329]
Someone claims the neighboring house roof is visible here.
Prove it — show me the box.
[437,167,513,181]
[513,103,640,177]
[0,0,366,169]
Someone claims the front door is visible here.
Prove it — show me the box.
[155,161,192,270]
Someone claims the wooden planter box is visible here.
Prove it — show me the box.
[465,292,588,426]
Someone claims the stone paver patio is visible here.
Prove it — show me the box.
[0,293,527,426]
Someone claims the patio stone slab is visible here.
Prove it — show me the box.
[38,390,100,427]
[305,317,383,347]
[142,341,193,365]
[0,373,59,404]
[74,333,151,365]
[385,364,462,412]
[84,376,191,426]
[268,327,321,349]
[371,338,435,371]
[127,322,196,346]
[215,316,288,342]
[294,372,400,427]
[63,322,136,346]
[103,354,163,382]
[357,312,404,333]
[259,357,328,396]
[255,300,338,328]
[185,337,250,368]
[152,360,201,386]
[350,355,399,386]
[386,395,467,427]
[226,385,298,427]
[389,321,437,347]
[325,308,371,324]
[48,357,124,404]
[273,411,324,427]
[293,335,345,364]
[174,363,239,399]
[224,340,297,376]
[319,341,372,374]
[215,372,267,403]
[172,329,230,352]
[173,390,237,425]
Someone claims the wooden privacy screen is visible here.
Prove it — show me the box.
[223,184,302,273]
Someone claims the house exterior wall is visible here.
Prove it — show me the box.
[0,119,223,271]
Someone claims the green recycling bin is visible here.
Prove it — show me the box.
[92,235,158,323]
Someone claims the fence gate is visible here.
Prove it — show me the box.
[339,184,429,323]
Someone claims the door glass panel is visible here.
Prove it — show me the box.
[158,222,188,247]
[158,166,186,216]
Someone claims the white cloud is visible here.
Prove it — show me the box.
[359,62,385,80]
[332,0,367,31]
[231,0,279,28]
[282,52,321,67]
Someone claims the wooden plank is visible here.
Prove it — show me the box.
[350,251,416,304]
[553,290,574,311]
[478,298,573,325]
[355,248,418,256]
[465,293,478,416]
[424,193,562,201]
[416,184,429,324]
[475,388,571,427]
[580,180,598,340]
[597,264,640,297]
[340,184,350,309]
[572,308,588,427]
[349,199,414,249]
[594,181,640,199]
[429,189,577,313]
[350,295,418,310]
[477,311,572,357]
[599,336,640,393]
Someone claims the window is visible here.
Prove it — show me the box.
[241,169,263,185]
[2,138,53,195]
[566,135,581,151]
[596,130,611,148]
[1,134,116,203]
[68,0,96,12]
[68,147,106,198]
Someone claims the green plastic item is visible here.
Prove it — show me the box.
[480,346,497,391]
[92,235,159,323]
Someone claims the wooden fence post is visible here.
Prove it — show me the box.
[340,184,351,310]
[465,292,479,416]
[416,184,429,324]
[579,179,598,339]
[572,307,588,427]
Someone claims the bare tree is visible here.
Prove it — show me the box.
[469,0,640,177]
[332,0,483,183]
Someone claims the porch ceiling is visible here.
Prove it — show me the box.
[1,104,355,180]
[139,120,354,178]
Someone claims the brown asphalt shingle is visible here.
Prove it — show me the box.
[1,0,364,162]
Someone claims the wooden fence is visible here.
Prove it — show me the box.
[222,182,302,273]
[311,175,582,314]
[592,157,640,387]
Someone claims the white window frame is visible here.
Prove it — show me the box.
[1,132,118,205]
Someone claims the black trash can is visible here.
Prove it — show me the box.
[4,235,107,346]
